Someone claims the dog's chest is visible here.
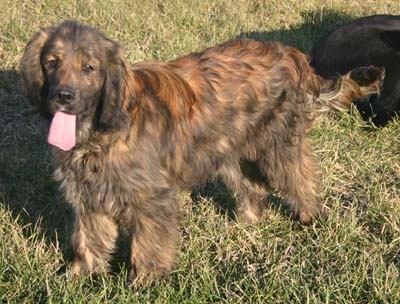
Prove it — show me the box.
[52,147,133,215]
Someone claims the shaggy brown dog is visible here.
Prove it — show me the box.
[20,21,383,284]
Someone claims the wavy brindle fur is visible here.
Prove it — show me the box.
[21,21,383,284]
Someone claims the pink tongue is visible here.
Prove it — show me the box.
[47,111,76,151]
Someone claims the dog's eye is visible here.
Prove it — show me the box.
[46,59,58,69]
[83,64,95,73]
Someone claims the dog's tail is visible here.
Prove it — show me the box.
[316,65,384,112]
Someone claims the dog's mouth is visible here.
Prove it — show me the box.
[47,111,77,151]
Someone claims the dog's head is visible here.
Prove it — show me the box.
[20,21,129,144]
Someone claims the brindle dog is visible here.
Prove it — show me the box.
[21,21,383,284]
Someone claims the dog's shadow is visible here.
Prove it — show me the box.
[0,69,75,264]
[190,161,293,222]
[237,9,354,51]
[0,8,359,277]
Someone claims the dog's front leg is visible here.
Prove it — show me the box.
[71,212,118,277]
[128,194,181,285]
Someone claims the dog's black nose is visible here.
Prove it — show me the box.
[57,89,75,104]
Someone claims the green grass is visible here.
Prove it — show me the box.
[1,0,400,303]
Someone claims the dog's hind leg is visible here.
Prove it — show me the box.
[260,140,322,224]
[219,162,269,224]
[71,212,119,277]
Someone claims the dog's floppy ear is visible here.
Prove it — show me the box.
[20,27,53,118]
[97,38,130,131]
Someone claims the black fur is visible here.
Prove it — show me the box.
[310,14,400,126]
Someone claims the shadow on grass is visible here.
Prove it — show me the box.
[0,8,366,279]
[237,9,355,51]
[190,166,295,222]
[0,69,74,262]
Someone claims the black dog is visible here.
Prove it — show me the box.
[310,14,400,126]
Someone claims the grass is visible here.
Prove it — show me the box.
[1,0,400,303]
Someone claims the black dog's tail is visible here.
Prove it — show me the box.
[316,65,384,113]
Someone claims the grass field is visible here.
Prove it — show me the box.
[1,0,400,303]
